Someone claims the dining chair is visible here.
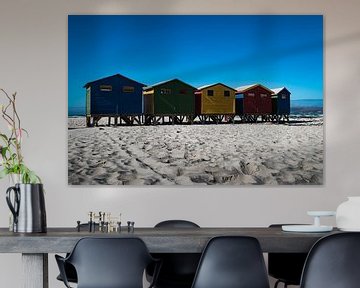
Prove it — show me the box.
[56,262,77,284]
[268,224,308,288]
[55,237,161,288]
[56,223,99,284]
[191,236,270,288]
[147,220,201,288]
[300,232,360,288]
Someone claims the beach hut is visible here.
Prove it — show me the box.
[271,87,291,120]
[195,83,236,114]
[235,84,273,121]
[84,74,145,126]
[143,79,196,124]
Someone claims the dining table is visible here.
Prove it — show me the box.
[0,226,339,288]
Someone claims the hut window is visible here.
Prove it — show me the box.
[224,90,230,97]
[281,94,287,99]
[123,86,135,93]
[207,90,214,96]
[260,93,267,98]
[100,85,112,92]
[161,88,171,95]
[248,93,255,97]
[179,89,187,94]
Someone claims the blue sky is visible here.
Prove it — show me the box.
[68,15,323,110]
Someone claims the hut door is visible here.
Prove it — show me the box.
[144,94,154,114]
[246,93,256,114]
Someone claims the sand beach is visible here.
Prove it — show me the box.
[68,117,323,185]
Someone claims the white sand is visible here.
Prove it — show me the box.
[68,117,323,185]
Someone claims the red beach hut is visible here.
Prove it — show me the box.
[235,84,273,116]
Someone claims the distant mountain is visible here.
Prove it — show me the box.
[291,99,323,115]
[291,99,322,107]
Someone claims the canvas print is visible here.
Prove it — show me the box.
[68,15,323,185]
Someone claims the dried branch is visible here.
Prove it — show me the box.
[0,88,40,183]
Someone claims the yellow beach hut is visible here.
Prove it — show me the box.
[195,83,236,115]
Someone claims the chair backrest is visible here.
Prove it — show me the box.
[191,236,270,288]
[155,220,200,228]
[152,220,201,286]
[268,224,308,285]
[300,232,360,288]
[67,237,153,288]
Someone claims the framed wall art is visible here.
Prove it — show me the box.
[68,15,323,185]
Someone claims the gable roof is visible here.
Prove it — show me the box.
[271,87,291,95]
[143,78,196,91]
[235,83,273,94]
[235,84,257,92]
[84,74,145,88]
[197,83,236,91]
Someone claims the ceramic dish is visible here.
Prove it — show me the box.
[282,225,333,232]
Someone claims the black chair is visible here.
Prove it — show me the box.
[154,220,200,229]
[300,232,360,288]
[56,223,99,284]
[147,220,201,288]
[56,262,77,284]
[191,236,270,288]
[268,224,308,288]
[55,237,160,288]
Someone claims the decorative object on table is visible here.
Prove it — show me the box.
[127,221,135,233]
[77,211,122,233]
[6,184,46,233]
[76,221,81,232]
[336,196,360,231]
[282,211,335,232]
[0,89,46,233]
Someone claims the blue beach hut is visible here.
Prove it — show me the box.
[84,74,145,126]
[271,87,291,119]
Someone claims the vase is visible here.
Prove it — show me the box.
[6,183,47,233]
[336,197,360,231]
[7,174,22,231]
[9,173,22,185]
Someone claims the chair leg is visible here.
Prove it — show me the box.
[274,280,289,288]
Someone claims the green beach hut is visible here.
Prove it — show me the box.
[143,79,196,116]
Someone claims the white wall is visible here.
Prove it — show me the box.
[0,0,360,287]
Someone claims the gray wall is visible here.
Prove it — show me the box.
[0,0,360,287]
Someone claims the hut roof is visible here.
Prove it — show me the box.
[271,87,291,95]
[197,83,236,91]
[236,83,273,94]
[83,74,145,88]
[144,78,196,91]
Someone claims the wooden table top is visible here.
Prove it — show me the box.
[0,227,339,253]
